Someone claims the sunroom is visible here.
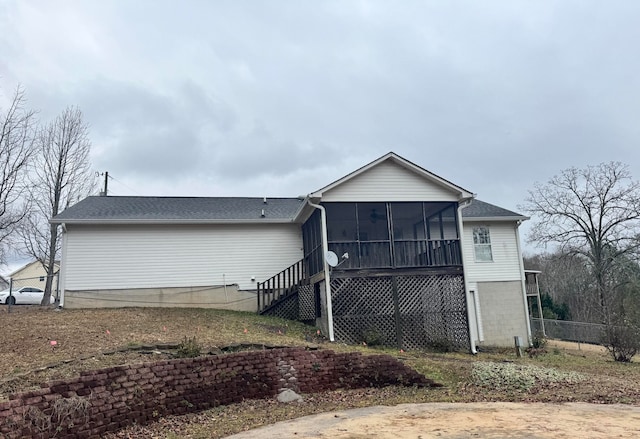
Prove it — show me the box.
[259,152,474,351]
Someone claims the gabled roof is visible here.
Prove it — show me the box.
[309,152,474,200]
[8,260,60,278]
[51,196,305,224]
[51,154,524,226]
[461,199,528,222]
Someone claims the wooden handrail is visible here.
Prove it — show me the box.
[257,259,306,312]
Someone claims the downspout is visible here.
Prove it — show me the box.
[307,200,335,342]
[457,197,478,354]
[515,220,533,345]
[58,223,68,308]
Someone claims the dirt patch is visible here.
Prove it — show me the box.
[548,339,608,354]
[226,402,640,438]
[3,306,640,438]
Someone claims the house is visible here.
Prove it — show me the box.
[51,152,531,350]
[7,260,60,295]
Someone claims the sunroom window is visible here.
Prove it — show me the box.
[321,201,461,269]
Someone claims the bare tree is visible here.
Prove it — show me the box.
[522,163,640,360]
[0,86,37,264]
[525,251,599,322]
[20,106,96,305]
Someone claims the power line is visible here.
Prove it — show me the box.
[103,174,144,196]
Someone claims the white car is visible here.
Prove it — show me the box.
[0,286,48,305]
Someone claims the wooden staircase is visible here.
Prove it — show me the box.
[257,259,307,314]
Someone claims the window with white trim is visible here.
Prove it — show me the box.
[473,226,493,262]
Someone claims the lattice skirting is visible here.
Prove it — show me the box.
[262,292,299,321]
[331,274,469,350]
[262,284,316,322]
[298,284,316,321]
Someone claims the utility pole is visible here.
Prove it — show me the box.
[99,171,109,196]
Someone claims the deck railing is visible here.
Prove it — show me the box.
[257,259,306,312]
[327,239,462,269]
[426,239,461,266]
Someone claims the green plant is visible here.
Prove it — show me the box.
[471,361,585,392]
[175,336,202,358]
[361,327,385,347]
[526,331,548,357]
[530,331,548,349]
[427,338,456,353]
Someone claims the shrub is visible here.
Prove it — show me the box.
[530,331,548,349]
[428,338,456,353]
[361,327,385,347]
[175,336,202,358]
[603,325,639,363]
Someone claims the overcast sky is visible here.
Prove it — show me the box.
[2,0,640,268]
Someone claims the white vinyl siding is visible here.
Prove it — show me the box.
[321,160,460,202]
[462,221,522,282]
[62,223,303,291]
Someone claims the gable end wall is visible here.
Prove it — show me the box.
[320,160,461,202]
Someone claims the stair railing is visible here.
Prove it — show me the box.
[257,259,306,312]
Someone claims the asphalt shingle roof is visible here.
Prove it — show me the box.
[462,199,527,220]
[52,196,304,223]
[52,196,526,224]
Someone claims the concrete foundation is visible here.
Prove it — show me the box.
[62,284,257,312]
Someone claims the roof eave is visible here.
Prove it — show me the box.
[50,218,297,225]
[462,215,529,222]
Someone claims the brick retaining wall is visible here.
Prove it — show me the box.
[0,348,437,438]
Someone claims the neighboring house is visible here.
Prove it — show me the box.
[7,260,60,296]
[51,152,531,350]
[0,275,8,291]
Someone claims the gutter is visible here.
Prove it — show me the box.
[458,196,478,354]
[461,216,529,222]
[49,218,297,225]
[307,199,335,342]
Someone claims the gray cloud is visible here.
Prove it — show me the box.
[0,0,638,234]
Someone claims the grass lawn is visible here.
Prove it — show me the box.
[1,306,639,438]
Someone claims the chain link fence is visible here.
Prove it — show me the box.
[531,317,606,345]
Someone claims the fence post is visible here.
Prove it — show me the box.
[7,278,12,314]
[391,276,403,349]
[257,282,261,312]
[514,336,524,358]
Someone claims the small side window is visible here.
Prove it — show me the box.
[473,226,493,262]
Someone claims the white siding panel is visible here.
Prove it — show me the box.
[63,224,303,291]
[321,161,459,202]
[462,221,522,282]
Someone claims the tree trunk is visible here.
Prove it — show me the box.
[41,223,58,305]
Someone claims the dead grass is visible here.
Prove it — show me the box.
[1,305,639,438]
